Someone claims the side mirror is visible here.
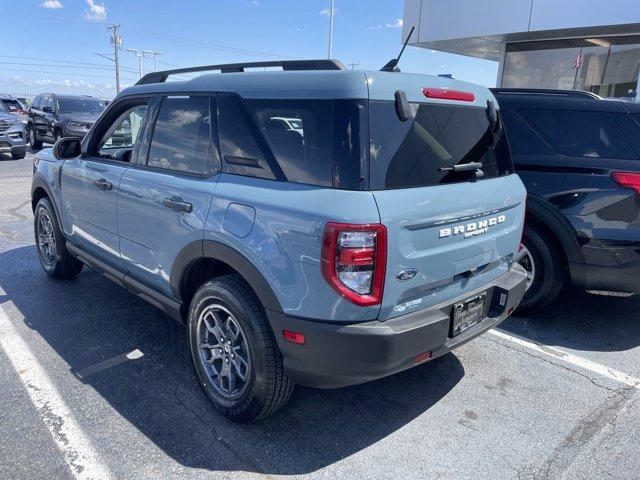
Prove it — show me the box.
[42,106,54,113]
[53,137,81,160]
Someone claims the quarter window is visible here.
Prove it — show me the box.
[518,108,635,159]
[246,99,334,187]
[147,96,212,175]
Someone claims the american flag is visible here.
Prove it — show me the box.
[572,48,584,70]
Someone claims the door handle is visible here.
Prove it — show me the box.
[92,178,113,191]
[162,196,193,213]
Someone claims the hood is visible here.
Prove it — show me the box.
[0,111,21,123]
[58,112,101,123]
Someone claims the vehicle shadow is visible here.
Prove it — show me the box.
[499,287,640,352]
[0,245,464,475]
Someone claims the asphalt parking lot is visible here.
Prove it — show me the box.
[1,149,639,480]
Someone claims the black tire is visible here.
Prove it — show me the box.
[34,197,83,279]
[516,225,566,312]
[11,148,26,160]
[29,124,42,150]
[188,274,294,423]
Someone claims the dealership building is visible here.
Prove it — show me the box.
[403,0,640,98]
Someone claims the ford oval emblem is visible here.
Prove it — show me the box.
[396,268,418,281]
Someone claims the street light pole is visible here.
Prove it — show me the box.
[142,50,162,72]
[126,48,144,79]
[328,0,335,59]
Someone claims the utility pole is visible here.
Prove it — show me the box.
[347,62,359,70]
[126,48,144,79]
[142,50,162,72]
[327,0,335,59]
[107,24,122,93]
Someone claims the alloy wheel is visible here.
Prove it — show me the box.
[37,210,57,267]
[516,245,535,291]
[196,304,251,400]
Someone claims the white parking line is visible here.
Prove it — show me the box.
[0,303,111,480]
[489,329,640,389]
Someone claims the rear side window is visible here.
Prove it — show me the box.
[246,100,334,187]
[518,109,635,160]
[369,101,513,190]
[219,96,367,189]
[147,95,212,174]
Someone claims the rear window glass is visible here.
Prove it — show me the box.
[518,108,635,160]
[369,101,513,190]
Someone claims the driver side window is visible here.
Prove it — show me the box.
[96,103,148,161]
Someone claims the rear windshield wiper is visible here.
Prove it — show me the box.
[438,161,483,173]
[438,100,502,178]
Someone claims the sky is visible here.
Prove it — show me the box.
[0,0,499,99]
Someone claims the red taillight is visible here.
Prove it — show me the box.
[283,330,305,345]
[422,88,475,102]
[321,222,387,306]
[612,172,640,196]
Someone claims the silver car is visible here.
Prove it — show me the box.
[0,102,27,159]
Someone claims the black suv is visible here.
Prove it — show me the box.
[27,93,104,149]
[493,88,640,311]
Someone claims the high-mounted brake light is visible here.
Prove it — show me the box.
[612,172,640,196]
[321,223,387,306]
[422,88,475,102]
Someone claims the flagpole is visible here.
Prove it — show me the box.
[573,47,583,90]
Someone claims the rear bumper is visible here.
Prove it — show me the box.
[571,260,640,294]
[269,265,527,388]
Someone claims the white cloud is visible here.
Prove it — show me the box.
[368,18,403,30]
[42,0,63,8]
[1,75,113,93]
[84,0,107,21]
[319,8,337,16]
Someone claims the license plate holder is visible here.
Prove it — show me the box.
[451,291,487,337]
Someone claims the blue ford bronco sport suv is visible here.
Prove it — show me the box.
[32,60,527,422]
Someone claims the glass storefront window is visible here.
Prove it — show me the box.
[502,36,640,98]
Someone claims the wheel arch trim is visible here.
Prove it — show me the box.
[31,176,63,229]
[525,194,584,265]
[170,240,284,315]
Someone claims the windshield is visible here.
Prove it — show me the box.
[57,98,104,114]
[1,99,24,112]
[369,101,513,189]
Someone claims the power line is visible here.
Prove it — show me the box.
[1,12,109,25]
[0,67,137,82]
[0,61,138,74]
[138,30,295,59]
[0,54,130,69]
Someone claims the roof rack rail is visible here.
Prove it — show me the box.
[491,88,601,99]
[136,59,346,85]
